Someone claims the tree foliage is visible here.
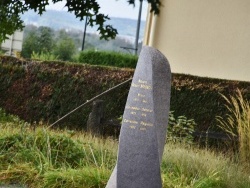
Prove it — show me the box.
[21,26,55,58]
[37,26,55,52]
[54,30,76,61]
[128,0,161,14]
[0,0,161,43]
[21,30,39,58]
[21,25,137,61]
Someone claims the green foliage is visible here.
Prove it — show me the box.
[42,168,109,188]
[78,50,138,68]
[161,142,250,188]
[1,56,250,134]
[82,32,136,52]
[0,56,133,128]
[0,131,85,168]
[21,26,55,58]
[21,30,39,58]
[128,0,161,14]
[31,51,59,61]
[37,26,55,53]
[0,2,24,42]
[217,90,250,164]
[0,117,250,188]
[0,108,24,124]
[170,74,250,132]
[0,117,116,187]
[0,0,113,42]
[0,0,161,43]
[53,31,76,61]
[167,111,196,143]
[22,25,136,60]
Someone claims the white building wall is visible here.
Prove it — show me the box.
[1,31,24,56]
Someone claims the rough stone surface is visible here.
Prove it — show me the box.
[87,100,104,135]
[106,46,171,188]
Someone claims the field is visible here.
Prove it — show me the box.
[0,108,250,188]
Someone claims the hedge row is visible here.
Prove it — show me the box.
[78,50,138,68]
[0,56,250,132]
[0,56,133,129]
[171,74,250,131]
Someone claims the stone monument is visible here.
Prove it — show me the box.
[106,46,171,188]
[87,100,104,135]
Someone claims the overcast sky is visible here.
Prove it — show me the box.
[47,0,148,20]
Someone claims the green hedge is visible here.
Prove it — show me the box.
[0,56,250,132]
[0,56,133,129]
[171,74,250,131]
[78,50,138,68]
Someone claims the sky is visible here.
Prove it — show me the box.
[47,0,148,20]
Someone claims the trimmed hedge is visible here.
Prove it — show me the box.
[0,56,250,132]
[78,50,138,68]
[171,74,250,131]
[0,56,133,129]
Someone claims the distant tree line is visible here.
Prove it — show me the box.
[0,0,161,42]
[21,25,137,61]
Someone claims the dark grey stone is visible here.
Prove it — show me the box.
[106,46,171,188]
[87,100,104,135]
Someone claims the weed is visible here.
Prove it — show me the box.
[167,111,196,144]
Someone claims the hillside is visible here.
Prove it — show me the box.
[21,10,146,41]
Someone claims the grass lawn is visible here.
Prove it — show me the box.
[0,109,250,188]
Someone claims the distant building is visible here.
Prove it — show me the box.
[144,0,250,82]
[1,30,24,56]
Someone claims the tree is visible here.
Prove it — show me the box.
[37,26,55,53]
[21,30,39,58]
[53,30,76,61]
[0,0,161,43]
[21,26,55,58]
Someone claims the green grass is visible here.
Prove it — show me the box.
[0,109,250,188]
[217,89,250,164]
[162,143,250,188]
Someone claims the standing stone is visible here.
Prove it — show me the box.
[87,100,104,135]
[106,46,171,188]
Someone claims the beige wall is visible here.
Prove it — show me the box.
[144,0,250,81]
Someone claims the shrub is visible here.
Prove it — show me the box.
[171,74,250,132]
[167,111,196,143]
[31,51,59,61]
[78,50,138,68]
[53,37,76,61]
[1,56,250,135]
[0,56,133,128]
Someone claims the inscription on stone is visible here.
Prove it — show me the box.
[122,78,154,132]
[106,46,171,188]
